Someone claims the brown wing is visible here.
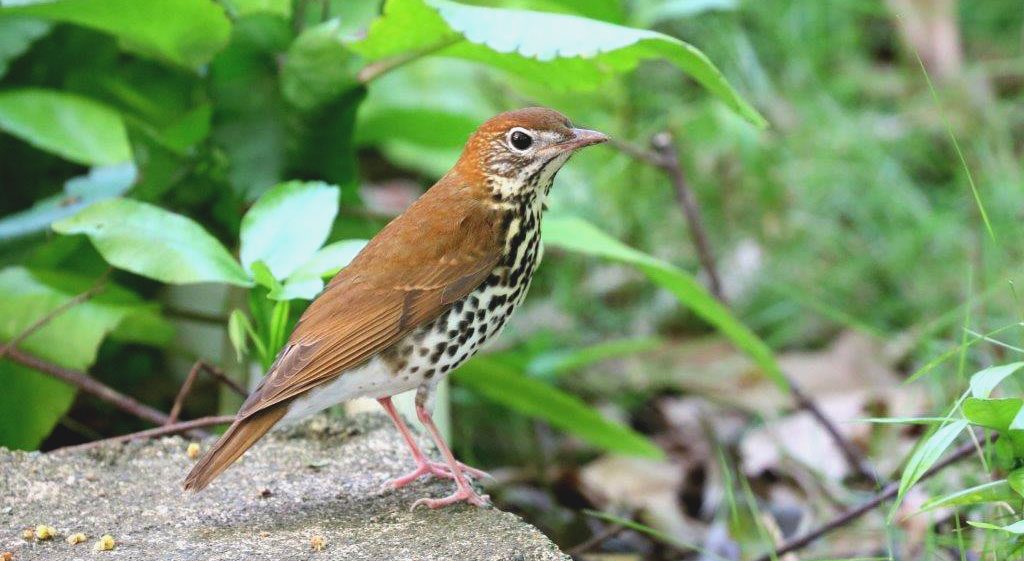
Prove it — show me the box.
[236,177,503,419]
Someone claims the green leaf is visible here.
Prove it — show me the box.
[543,215,786,389]
[1009,468,1024,498]
[454,357,663,458]
[249,260,281,292]
[53,198,251,286]
[969,519,1024,534]
[897,420,967,503]
[1,0,231,68]
[0,267,160,449]
[970,362,1024,399]
[239,181,341,279]
[222,0,291,18]
[271,239,367,301]
[0,163,136,242]
[228,309,250,362]
[963,397,1024,432]
[920,480,1018,511]
[281,19,362,110]
[0,16,50,79]
[527,336,662,378]
[0,89,130,165]
[350,0,765,127]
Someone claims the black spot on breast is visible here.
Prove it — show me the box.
[488,295,507,311]
[425,368,436,378]
[446,344,459,357]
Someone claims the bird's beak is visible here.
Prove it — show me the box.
[559,128,610,152]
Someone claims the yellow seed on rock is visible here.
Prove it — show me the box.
[310,535,326,552]
[66,532,88,545]
[93,535,115,552]
[35,525,56,540]
[20,529,33,541]
[186,442,201,459]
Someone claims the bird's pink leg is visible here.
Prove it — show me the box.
[411,402,490,509]
[377,397,489,490]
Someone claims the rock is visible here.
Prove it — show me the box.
[0,414,567,561]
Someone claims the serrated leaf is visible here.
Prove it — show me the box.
[543,215,785,389]
[0,16,50,79]
[0,89,130,165]
[898,420,967,502]
[454,356,663,458]
[1,0,231,68]
[239,181,340,280]
[0,163,136,242]
[53,198,251,286]
[281,19,362,110]
[970,362,1024,399]
[920,480,1017,512]
[350,0,765,127]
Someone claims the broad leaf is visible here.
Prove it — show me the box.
[350,0,766,127]
[53,198,251,286]
[1,0,231,68]
[240,181,340,280]
[271,239,367,301]
[1009,467,1024,498]
[0,163,136,241]
[543,215,786,389]
[962,397,1024,455]
[920,480,1018,512]
[970,362,1024,399]
[897,420,967,502]
[0,267,166,449]
[281,19,361,110]
[0,89,130,165]
[223,0,290,18]
[0,16,50,79]
[454,357,663,458]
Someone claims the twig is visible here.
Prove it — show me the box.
[167,361,247,424]
[753,434,993,561]
[0,276,107,361]
[612,133,879,491]
[567,522,626,557]
[649,132,724,301]
[357,37,461,83]
[55,415,234,453]
[788,375,882,485]
[7,347,171,426]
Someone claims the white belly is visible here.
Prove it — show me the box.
[281,357,419,422]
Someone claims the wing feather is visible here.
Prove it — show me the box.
[237,183,503,419]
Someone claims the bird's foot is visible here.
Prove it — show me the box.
[385,460,492,490]
[411,487,490,510]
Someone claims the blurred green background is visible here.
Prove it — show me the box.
[2,0,1024,559]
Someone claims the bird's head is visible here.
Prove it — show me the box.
[455,107,608,203]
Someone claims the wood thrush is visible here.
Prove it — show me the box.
[184,107,608,508]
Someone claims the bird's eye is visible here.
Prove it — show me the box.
[508,129,533,151]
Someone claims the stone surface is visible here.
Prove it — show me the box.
[0,414,568,561]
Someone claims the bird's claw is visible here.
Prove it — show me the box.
[411,489,490,510]
[383,460,492,491]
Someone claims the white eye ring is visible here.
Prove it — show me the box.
[507,127,534,152]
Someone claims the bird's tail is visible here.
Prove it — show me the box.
[183,403,288,493]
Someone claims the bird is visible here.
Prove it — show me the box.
[183,107,608,509]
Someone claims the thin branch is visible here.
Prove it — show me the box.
[610,133,876,487]
[649,132,724,301]
[7,347,171,426]
[0,275,107,361]
[55,415,234,453]
[753,434,994,561]
[167,361,247,424]
[567,522,626,557]
[357,37,461,83]
[788,375,882,485]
